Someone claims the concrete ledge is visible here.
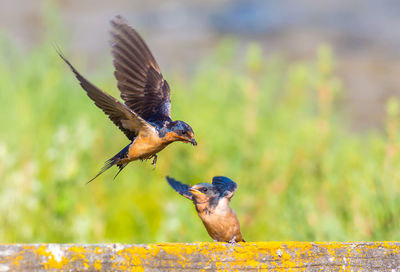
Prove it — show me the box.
[0,242,399,271]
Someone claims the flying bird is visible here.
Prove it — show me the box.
[57,16,197,182]
[166,176,245,243]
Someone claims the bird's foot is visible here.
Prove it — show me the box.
[228,236,242,251]
[228,236,237,244]
[152,155,158,170]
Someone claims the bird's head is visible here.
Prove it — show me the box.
[189,183,219,204]
[166,121,197,146]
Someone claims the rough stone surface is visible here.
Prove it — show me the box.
[0,242,399,271]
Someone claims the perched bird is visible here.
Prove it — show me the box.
[166,176,245,243]
[57,16,197,182]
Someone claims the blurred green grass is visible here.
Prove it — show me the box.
[1,26,400,243]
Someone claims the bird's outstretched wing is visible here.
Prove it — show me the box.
[212,176,237,199]
[57,49,155,141]
[166,176,193,200]
[110,16,171,122]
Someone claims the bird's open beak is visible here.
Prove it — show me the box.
[189,187,204,195]
[190,139,197,146]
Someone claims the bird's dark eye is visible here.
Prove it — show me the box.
[202,188,208,193]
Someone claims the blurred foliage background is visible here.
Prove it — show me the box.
[1,4,400,243]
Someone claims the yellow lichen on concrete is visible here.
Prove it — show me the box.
[230,243,263,268]
[94,246,104,254]
[68,245,90,265]
[0,242,399,271]
[32,245,69,270]
[12,255,23,268]
[159,243,206,268]
[383,241,400,252]
[111,244,161,271]
[93,259,102,270]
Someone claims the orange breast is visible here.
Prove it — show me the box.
[128,131,168,160]
[198,207,243,242]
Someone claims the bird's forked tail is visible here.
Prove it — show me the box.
[87,144,130,183]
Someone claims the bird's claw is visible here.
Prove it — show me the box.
[152,155,158,170]
[227,236,241,251]
[229,236,237,244]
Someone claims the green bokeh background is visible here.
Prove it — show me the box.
[1,12,400,243]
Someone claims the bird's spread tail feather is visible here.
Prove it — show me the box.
[87,144,131,183]
[113,163,128,180]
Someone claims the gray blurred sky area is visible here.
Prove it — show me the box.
[1,0,400,129]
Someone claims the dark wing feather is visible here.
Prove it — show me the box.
[166,176,193,200]
[57,49,154,140]
[212,176,237,199]
[110,16,171,121]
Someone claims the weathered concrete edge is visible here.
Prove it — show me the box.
[0,242,399,271]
